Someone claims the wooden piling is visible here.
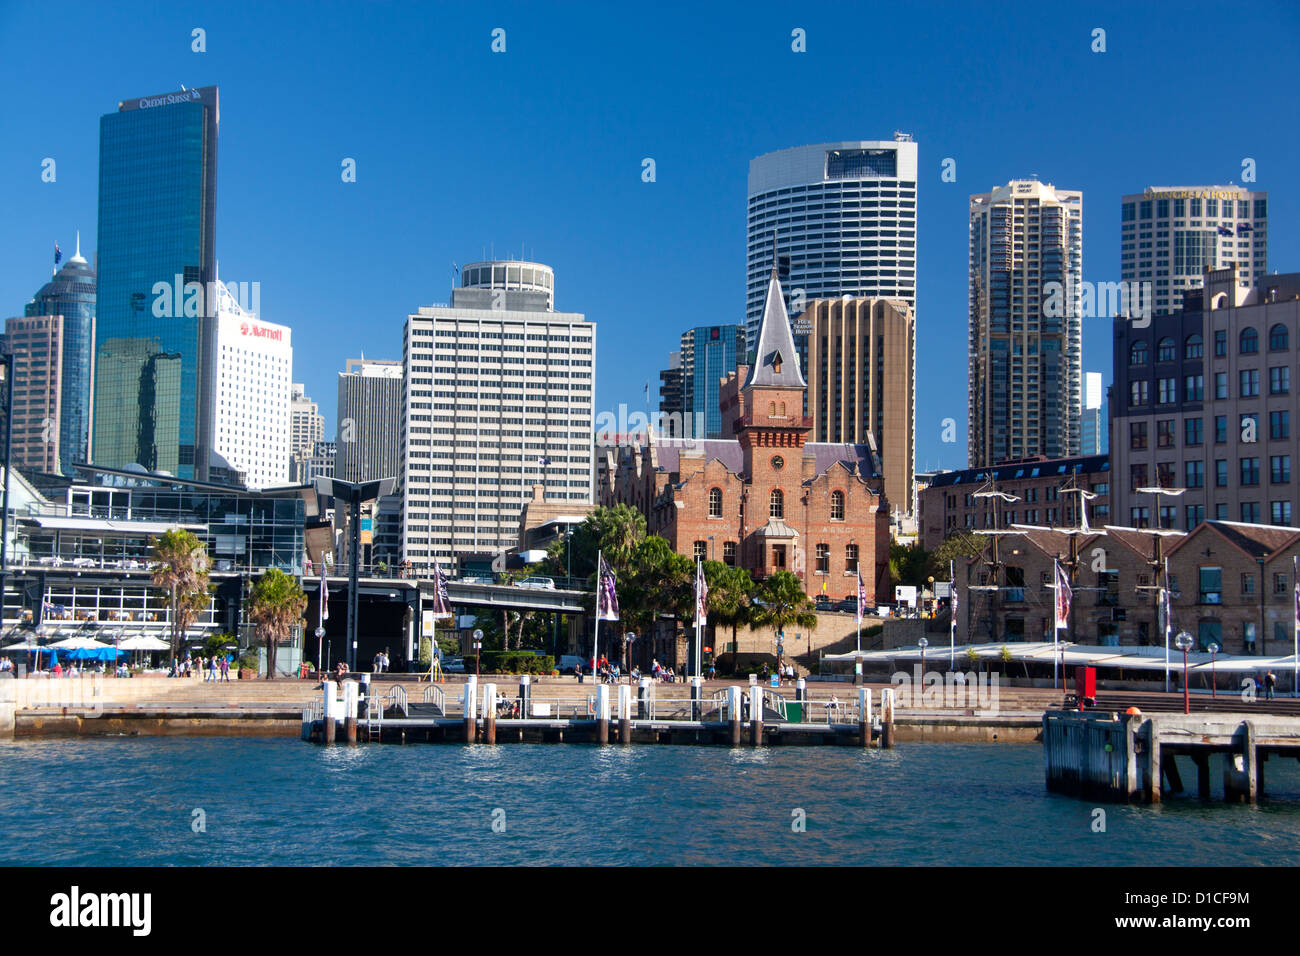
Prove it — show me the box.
[749,690,763,747]
[343,680,358,745]
[858,688,871,748]
[596,684,610,744]
[483,683,497,745]
[1192,752,1211,799]
[728,685,742,747]
[880,688,895,749]
[618,684,631,744]
[464,676,477,744]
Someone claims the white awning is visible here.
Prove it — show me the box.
[23,515,206,535]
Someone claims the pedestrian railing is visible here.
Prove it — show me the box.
[387,684,408,718]
[762,689,789,721]
[423,684,445,714]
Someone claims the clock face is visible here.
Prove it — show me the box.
[771,455,785,471]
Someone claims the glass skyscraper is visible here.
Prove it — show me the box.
[680,325,745,439]
[21,238,97,474]
[93,86,218,479]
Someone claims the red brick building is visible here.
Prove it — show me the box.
[600,268,890,603]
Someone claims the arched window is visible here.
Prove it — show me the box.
[1157,336,1175,362]
[769,489,784,519]
[1129,341,1148,365]
[1269,324,1289,351]
[780,401,786,416]
[830,490,845,520]
[769,401,776,416]
[1184,333,1203,359]
[708,487,722,518]
[1240,327,1258,354]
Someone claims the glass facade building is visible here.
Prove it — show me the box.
[681,325,745,439]
[93,87,218,480]
[20,244,96,475]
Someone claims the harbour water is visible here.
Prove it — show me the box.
[4,738,1300,866]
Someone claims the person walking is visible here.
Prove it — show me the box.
[209,655,219,683]
[220,656,230,682]
[1265,670,1276,700]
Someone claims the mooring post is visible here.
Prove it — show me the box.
[858,687,871,747]
[880,688,895,748]
[795,678,806,712]
[618,683,632,744]
[691,676,703,721]
[727,685,742,746]
[483,683,497,745]
[464,675,478,744]
[1243,720,1258,803]
[342,680,358,745]
[750,688,763,747]
[518,674,531,718]
[595,683,610,744]
[322,680,336,744]
[638,677,650,719]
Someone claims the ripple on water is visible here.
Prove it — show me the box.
[3,737,1300,866]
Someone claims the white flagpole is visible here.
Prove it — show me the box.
[695,557,702,680]
[949,559,955,668]
[1052,559,1059,690]
[1170,554,1180,697]
[593,549,602,681]
[1284,554,1294,697]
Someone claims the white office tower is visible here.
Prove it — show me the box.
[746,137,919,351]
[401,265,595,568]
[211,283,292,488]
[1120,186,1268,315]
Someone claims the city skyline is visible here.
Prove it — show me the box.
[1,1,1297,476]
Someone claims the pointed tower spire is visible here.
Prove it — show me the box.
[745,237,804,390]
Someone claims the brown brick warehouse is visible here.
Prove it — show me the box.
[600,267,892,619]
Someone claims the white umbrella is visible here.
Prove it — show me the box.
[118,635,170,651]
[49,635,113,650]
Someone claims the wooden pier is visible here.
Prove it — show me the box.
[303,678,897,749]
[1043,710,1300,803]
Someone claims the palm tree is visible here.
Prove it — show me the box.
[246,568,308,679]
[702,561,755,656]
[750,571,818,657]
[150,529,212,669]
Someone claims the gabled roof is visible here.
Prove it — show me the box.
[744,269,805,390]
[1173,520,1300,562]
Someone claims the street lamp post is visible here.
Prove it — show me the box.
[0,353,13,632]
[473,629,483,678]
[918,636,929,677]
[1208,641,1220,699]
[1175,631,1194,715]
[313,477,397,673]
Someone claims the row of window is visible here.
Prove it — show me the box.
[707,488,848,520]
[1131,411,1291,448]
[1131,326,1290,366]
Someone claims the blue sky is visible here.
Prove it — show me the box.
[1,0,1297,473]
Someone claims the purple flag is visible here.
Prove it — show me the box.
[431,563,452,619]
[597,555,619,622]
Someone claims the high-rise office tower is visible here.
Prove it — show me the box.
[210,285,292,489]
[1079,371,1108,455]
[1121,186,1267,316]
[968,179,1083,467]
[4,237,97,475]
[335,358,403,483]
[92,86,219,479]
[680,325,746,439]
[746,137,919,374]
[803,297,915,517]
[289,382,325,481]
[658,351,684,437]
[401,262,595,568]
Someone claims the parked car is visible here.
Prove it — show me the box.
[814,595,835,611]
[558,654,585,674]
[515,576,556,590]
[461,575,494,585]
[834,597,859,614]
[442,657,465,673]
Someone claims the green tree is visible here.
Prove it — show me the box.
[246,568,308,679]
[889,541,930,588]
[750,571,818,645]
[926,532,985,581]
[150,529,212,668]
[700,561,755,656]
[621,536,692,668]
